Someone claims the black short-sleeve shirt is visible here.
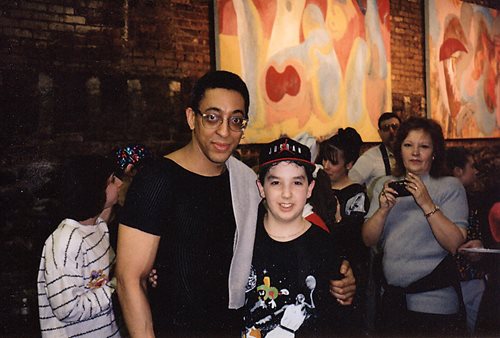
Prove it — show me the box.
[120,158,240,333]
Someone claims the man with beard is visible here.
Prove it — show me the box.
[349,112,401,199]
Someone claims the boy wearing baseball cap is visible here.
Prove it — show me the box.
[242,137,347,337]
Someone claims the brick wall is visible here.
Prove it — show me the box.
[0,0,213,164]
[390,0,426,113]
[1,0,211,77]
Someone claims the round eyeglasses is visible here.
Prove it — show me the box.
[380,123,399,132]
[195,109,248,132]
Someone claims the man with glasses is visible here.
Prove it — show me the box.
[115,70,356,337]
[349,112,401,199]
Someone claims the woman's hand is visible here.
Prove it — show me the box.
[362,180,396,247]
[458,239,483,262]
[401,172,467,253]
[404,172,433,211]
[380,181,398,210]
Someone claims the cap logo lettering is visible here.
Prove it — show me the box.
[259,137,315,173]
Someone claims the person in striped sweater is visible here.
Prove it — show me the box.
[37,155,123,337]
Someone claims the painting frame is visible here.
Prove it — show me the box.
[425,0,500,139]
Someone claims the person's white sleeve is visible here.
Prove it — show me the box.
[43,235,114,322]
[349,153,373,185]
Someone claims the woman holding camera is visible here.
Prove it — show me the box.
[362,117,468,336]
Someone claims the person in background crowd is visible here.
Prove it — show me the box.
[475,205,500,335]
[316,127,370,333]
[349,112,401,199]
[349,112,402,331]
[102,144,153,250]
[303,166,338,233]
[362,117,468,336]
[37,155,123,337]
[242,137,348,337]
[475,146,500,336]
[115,70,356,337]
[113,143,152,205]
[446,146,486,334]
[488,203,500,244]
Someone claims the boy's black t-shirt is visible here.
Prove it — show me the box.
[243,213,346,337]
[119,158,240,333]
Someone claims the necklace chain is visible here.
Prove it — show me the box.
[265,220,308,240]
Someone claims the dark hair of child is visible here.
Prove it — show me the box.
[59,155,116,221]
[316,127,363,166]
[308,168,339,230]
[445,146,472,172]
[258,160,314,184]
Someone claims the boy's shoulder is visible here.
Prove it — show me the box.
[307,222,332,239]
[296,224,333,254]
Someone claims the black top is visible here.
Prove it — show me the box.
[243,209,346,337]
[331,183,369,267]
[120,158,240,334]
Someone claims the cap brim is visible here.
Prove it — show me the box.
[260,158,316,172]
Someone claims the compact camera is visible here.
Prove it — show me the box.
[388,180,411,197]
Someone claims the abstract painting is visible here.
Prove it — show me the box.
[426,0,499,138]
[215,0,392,143]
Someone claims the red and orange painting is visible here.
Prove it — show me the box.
[426,0,500,138]
[215,0,392,143]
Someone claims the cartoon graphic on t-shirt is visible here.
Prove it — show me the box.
[244,273,318,337]
[345,192,367,215]
[305,275,316,308]
[255,276,288,309]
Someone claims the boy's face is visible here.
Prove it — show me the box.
[257,161,315,225]
[104,174,123,209]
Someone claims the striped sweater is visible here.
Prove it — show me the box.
[37,218,121,337]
